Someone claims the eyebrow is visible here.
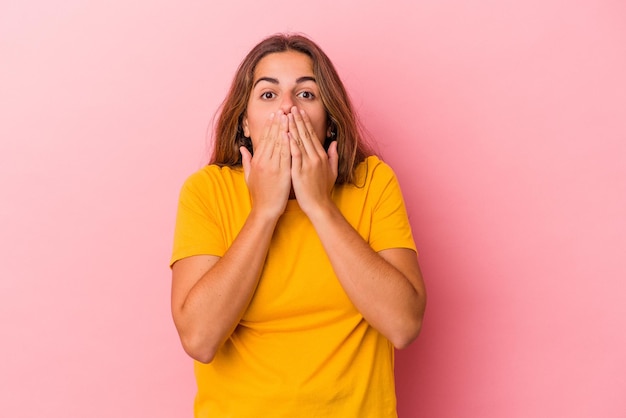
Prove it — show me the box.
[253,76,317,88]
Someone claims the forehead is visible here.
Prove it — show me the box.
[253,51,314,81]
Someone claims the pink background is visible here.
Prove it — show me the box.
[1,0,625,417]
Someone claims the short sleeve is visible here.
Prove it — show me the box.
[368,163,417,253]
[169,171,227,267]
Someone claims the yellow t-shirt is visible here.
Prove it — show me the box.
[171,156,416,417]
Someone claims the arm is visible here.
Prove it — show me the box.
[288,107,426,348]
[171,211,279,363]
[171,112,292,363]
[305,205,426,348]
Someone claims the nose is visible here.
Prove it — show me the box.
[279,95,295,114]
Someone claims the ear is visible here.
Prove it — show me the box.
[326,119,336,138]
[242,115,250,138]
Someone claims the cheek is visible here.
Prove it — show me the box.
[310,112,328,142]
[245,115,266,139]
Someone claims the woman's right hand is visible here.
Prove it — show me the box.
[240,111,292,220]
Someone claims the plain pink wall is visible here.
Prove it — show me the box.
[1,0,625,417]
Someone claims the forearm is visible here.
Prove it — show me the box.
[307,202,426,348]
[173,209,279,363]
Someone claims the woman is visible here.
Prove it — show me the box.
[170,33,426,417]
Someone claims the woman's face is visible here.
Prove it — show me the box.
[242,50,329,148]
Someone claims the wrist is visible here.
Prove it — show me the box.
[248,205,283,226]
[302,198,339,226]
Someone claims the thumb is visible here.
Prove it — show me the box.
[327,141,339,180]
[240,146,252,183]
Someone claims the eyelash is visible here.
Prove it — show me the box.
[298,91,315,100]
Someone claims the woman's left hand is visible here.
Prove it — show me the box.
[288,106,339,216]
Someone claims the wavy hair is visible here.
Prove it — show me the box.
[210,33,373,185]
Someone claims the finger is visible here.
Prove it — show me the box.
[289,132,303,171]
[270,113,289,159]
[260,111,287,157]
[264,111,277,138]
[253,112,277,159]
[280,131,292,169]
[295,108,322,155]
[290,107,309,145]
[327,140,339,180]
[240,146,252,183]
[287,112,305,154]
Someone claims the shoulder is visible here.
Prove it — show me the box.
[180,164,244,194]
[353,155,398,188]
[334,156,402,206]
[183,164,243,185]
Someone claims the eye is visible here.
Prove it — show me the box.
[260,91,276,100]
[297,91,315,100]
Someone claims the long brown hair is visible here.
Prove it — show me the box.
[210,33,373,185]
